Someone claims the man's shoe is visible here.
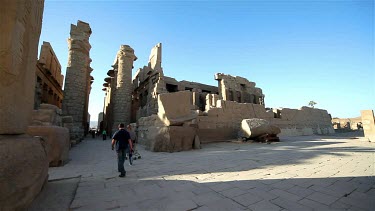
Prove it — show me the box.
[119,173,126,177]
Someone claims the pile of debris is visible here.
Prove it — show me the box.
[240,118,281,143]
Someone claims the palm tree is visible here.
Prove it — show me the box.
[308,101,317,108]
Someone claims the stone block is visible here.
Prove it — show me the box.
[27,126,70,166]
[158,91,197,126]
[197,128,237,143]
[31,104,63,126]
[361,110,375,142]
[139,126,196,152]
[252,104,273,119]
[193,135,201,149]
[62,116,74,123]
[241,118,281,138]
[0,135,48,210]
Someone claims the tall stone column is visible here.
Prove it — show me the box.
[62,20,92,141]
[112,45,137,132]
[0,0,45,134]
[0,0,49,209]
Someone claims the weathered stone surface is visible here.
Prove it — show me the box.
[27,126,70,166]
[35,42,64,109]
[62,116,74,123]
[241,118,281,138]
[215,73,264,104]
[193,135,201,149]
[112,45,137,132]
[158,91,197,126]
[0,135,48,210]
[31,104,62,126]
[62,20,92,140]
[0,0,45,134]
[361,110,375,142]
[139,126,196,152]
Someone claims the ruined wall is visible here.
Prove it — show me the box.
[331,117,362,130]
[215,73,264,105]
[197,99,274,142]
[131,43,219,122]
[132,43,167,120]
[269,107,334,136]
[138,91,197,152]
[35,41,64,109]
[62,20,92,141]
[198,99,334,142]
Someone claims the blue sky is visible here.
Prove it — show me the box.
[39,0,374,123]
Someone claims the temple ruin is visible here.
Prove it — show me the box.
[35,41,64,109]
[102,43,335,152]
[62,20,94,141]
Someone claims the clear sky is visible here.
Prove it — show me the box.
[39,0,374,124]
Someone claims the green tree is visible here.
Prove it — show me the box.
[308,101,317,108]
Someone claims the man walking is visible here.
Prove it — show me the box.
[112,123,133,177]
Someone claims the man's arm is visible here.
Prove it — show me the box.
[111,139,116,150]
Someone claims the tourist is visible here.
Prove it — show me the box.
[102,129,107,140]
[91,129,95,139]
[126,124,137,165]
[111,123,133,177]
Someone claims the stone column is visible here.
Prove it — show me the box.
[0,0,49,209]
[112,45,137,132]
[62,20,92,141]
[0,0,45,134]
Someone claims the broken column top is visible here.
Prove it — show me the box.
[112,45,137,66]
[70,20,92,40]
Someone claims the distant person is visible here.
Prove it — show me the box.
[91,130,95,139]
[102,130,107,140]
[111,123,133,177]
[126,124,137,165]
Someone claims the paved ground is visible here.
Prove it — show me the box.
[30,132,374,210]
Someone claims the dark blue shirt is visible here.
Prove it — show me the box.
[112,129,130,151]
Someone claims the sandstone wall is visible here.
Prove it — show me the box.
[198,100,334,142]
[197,100,274,143]
[361,110,375,142]
[215,73,264,105]
[138,91,198,152]
[269,107,334,136]
[332,117,362,130]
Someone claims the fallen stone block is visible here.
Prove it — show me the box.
[241,118,281,138]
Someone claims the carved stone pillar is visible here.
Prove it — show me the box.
[62,20,92,141]
[0,1,49,209]
[112,45,137,132]
[0,0,45,134]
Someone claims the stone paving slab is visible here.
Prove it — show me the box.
[30,134,374,210]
